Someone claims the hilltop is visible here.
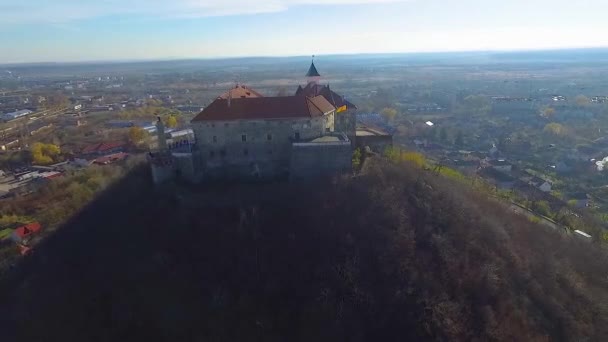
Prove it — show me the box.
[0,159,607,341]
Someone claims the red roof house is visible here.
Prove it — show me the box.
[81,141,125,156]
[11,222,42,243]
[93,152,129,165]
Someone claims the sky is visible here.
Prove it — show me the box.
[1,0,608,63]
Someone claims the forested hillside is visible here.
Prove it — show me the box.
[0,159,607,341]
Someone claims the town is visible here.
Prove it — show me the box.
[4,0,608,337]
[3,54,608,254]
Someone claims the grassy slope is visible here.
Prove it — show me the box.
[0,160,607,341]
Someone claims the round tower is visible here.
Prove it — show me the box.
[156,116,167,151]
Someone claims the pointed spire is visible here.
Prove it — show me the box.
[306,60,321,77]
[306,55,321,77]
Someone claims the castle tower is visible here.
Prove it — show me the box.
[148,116,173,184]
[156,116,167,151]
[306,56,321,85]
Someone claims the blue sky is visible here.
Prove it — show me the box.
[1,0,608,63]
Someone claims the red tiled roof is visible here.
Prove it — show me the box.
[14,222,41,239]
[19,245,32,256]
[192,95,335,122]
[295,83,357,110]
[93,152,129,165]
[218,85,264,99]
[81,141,125,154]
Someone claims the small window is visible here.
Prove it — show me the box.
[211,123,215,128]
[209,151,215,158]
[212,136,217,143]
[242,134,247,142]
[224,123,229,127]
[268,150,273,155]
[295,132,300,140]
[267,133,272,141]
[220,150,226,157]
[243,148,249,156]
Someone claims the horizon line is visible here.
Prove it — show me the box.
[3,46,608,67]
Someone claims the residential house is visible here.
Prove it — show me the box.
[81,141,125,157]
[488,159,513,173]
[10,222,41,244]
[555,160,573,173]
[479,167,517,190]
[92,152,129,165]
[447,159,481,176]
[570,193,591,208]
[525,176,552,193]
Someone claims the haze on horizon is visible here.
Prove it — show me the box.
[1,0,608,64]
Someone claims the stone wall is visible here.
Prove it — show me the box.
[355,134,393,154]
[290,140,352,180]
[192,113,335,179]
[335,109,357,139]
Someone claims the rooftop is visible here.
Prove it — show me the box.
[81,141,125,154]
[192,95,335,122]
[489,159,512,166]
[218,85,264,100]
[356,126,391,137]
[306,61,321,77]
[13,222,41,239]
[479,167,516,182]
[310,135,345,143]
[296,83,357,110]
[295,133,350,146]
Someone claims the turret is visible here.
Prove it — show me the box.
[306,57,321,85]
[156,116,167,151]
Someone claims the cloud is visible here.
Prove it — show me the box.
[0,0,409,24]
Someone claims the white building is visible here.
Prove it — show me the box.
[1,109,33,122]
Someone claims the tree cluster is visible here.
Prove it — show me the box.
[0,160,607,341]
[30,142,60,165]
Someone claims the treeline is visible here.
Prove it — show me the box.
[0,159,607,341]
[0,157,144,271]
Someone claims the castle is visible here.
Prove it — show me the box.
[149,61,357,184]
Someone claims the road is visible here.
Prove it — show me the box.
[0,175,31,197]
[508,201,565,231]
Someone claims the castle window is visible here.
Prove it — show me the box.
[268,150,273,155]
[220,150,226,157]
[295,132,300,140]
[224,123,229,127]
[243,148,249,156]
[212,136,217,143]
[211,123,215,128]
[209,151,215,158]
[267,133,272,141]
[242,134,247,142]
